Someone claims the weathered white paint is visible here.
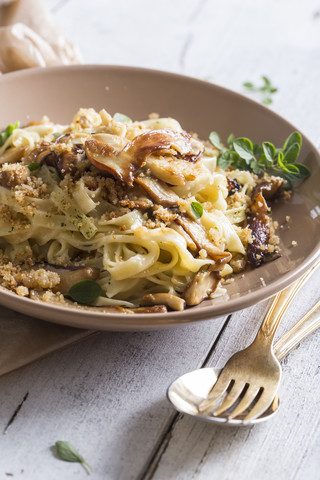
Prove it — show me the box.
[0,1,319,479]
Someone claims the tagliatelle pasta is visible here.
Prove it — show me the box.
[0,108,283,313]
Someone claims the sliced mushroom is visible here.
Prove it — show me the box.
[85,138,131,183]
[246,215,271,267]
[227,177,242,197]
[39,264,100,293]
[169,222,198,252]
[23,142,51,164]
[41,146,88,178]
[176,215,232,266]
[118,184,153,210]
[141,293,186,311]
[135,176,181,207]
[247,178,285,267]
[56,147,88,177]
[119,195,153,210]
[54,133,71,144]
[125,129,194,158]
[145,157,201,186]
[183,269,220,306]
[0,163,30,189]
[85,129,201,186]
[255,179,285,201]
[0,145,28,165]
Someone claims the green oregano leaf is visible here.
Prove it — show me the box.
[294,163,311,178]
[282,132,302,155]
[66,279,102,304]
[28,162,41,172]
[191,201,203,219]
[243,82,254,90]
[0,121,19,147]
[209,131,223,150]
[55,441,92,474]
[227,133,235,148]
[282,143,300,164]
[113,112,132,123]
[262,142,276,163]
[233,138,254,162]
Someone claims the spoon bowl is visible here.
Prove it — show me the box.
[167,367,280,426]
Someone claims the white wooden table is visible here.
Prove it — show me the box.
[1,1,320,478]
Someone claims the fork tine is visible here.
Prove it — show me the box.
[212,381,246,416]
[227,385,261,419]
[243,390,274,421]
[198,374,231,414]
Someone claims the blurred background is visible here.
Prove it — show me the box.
[47,0,320,141]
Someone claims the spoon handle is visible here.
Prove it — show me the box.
[273,299,320,361]
[259,257,320,341]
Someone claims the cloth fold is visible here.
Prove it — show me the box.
[0,0,82,73]
[0,0,94,378]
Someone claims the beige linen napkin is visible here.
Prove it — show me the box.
[0,0,94,377]
[0,0,82,72]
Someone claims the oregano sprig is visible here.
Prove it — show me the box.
[243,76,277,105]
[209,131,310,189]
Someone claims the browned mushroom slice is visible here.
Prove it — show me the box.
[85,129,200,186]
[85,138,131,183]
[54,133,71,144]
[119,196,153,210]
[119,184,153,210]
[56,148,88,177]
[183,269,220,306]
[141,293,186,311]
[169,222,198,252]
[23,142,51,164]
[176,216,232,266]
[246,215,271,267]
[26,141,88,178]
[247,178,285,267]
[0,145,28,164]
[135,176,181,207]
[125,129,193,159]
[146,157,201,186]
[0,163,30,189]
[255,178,285,201]
[227,177,242,197]
[42,264,100,293]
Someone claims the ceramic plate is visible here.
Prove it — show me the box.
[0,65,319,331]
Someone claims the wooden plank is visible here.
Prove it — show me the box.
[143,269,320,480]
[0,315,228,479]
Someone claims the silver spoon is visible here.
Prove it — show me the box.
[168,298,320,426]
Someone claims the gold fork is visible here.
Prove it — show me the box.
[198,258,320,420]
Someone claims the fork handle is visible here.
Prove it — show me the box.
[259,257,320,341]
[273,299,320,360]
